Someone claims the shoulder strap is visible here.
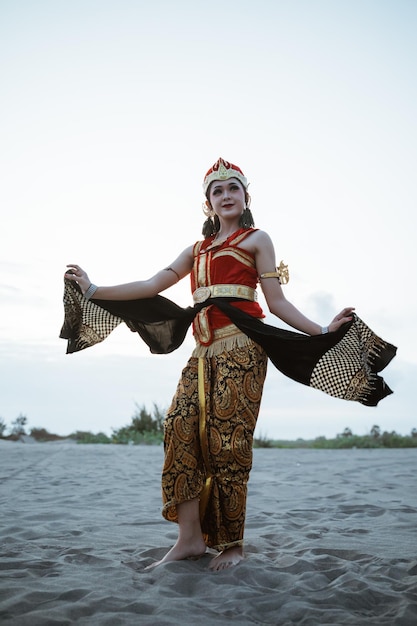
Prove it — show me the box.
[229,228,258,247]
[193,240,205,256]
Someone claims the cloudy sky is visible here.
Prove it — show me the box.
[1,0,415,440]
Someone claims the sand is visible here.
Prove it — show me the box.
[0,441,416,625]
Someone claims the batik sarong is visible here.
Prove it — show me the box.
[162,340,268,551]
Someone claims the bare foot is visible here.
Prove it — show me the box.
[209,546,244,572]
[145,537,207,570]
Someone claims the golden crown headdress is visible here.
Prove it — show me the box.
[203,157,248,194]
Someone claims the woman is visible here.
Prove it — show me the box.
[63,157,394,571]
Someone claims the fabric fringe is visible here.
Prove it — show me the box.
[60,280,123,353]
[192,330,253,358]
[309,315,396,406]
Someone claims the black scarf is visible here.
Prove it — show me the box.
[60,279,396,407]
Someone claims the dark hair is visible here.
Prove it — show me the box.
[202,182,254,238]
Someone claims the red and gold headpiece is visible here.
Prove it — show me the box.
[203,157,248,194]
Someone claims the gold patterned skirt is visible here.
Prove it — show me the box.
[162,339,268,551]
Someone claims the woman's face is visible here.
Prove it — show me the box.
[207,178,246,221]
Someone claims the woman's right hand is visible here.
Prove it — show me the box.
[65,264,91,296]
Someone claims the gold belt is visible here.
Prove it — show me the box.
[192,284,257,304]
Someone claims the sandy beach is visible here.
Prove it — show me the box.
[0,441,416,625]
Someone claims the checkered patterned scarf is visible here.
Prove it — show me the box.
[60,279,396,407]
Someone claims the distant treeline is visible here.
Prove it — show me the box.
[1,411,416,449]
[254,425,417,449]
[0,405,164,445]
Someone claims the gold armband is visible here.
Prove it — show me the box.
[259,260,289,285]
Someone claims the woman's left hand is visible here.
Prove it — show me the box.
[328,307,355,332]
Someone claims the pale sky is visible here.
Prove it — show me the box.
[1,0,416,440]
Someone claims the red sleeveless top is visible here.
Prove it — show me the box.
[191,228,265,346]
